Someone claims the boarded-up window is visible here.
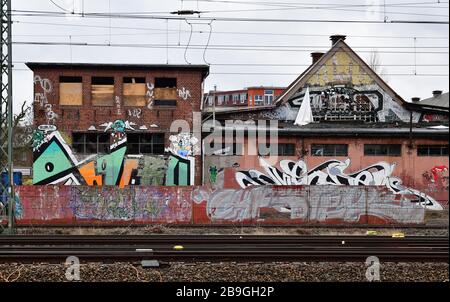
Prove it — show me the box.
[60,76,83,106]
[123,77,146,106]
[154,77,177,103]
[92,77,114,106]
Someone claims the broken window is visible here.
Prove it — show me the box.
[154,77,177,106]
[72,133,111,154]
[123,77,146,107]
[91,77,114,106]
[126,133,165,155]
[60,76,83,106]
[312,144,348,157]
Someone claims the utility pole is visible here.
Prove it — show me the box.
[0,0,15,234]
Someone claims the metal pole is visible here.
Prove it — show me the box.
[6,0,14,233]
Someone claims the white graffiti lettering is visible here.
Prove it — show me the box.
[235,158,443,211]
[177,87,192,101]
[146,83,155,109]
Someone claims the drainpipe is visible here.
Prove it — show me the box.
[409,110,413,150]
[201,139,205,186]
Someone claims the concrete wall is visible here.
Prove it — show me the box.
[14,185,424,225]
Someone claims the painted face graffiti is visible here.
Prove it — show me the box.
[235,158,443,211]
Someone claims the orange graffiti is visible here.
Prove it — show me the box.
[79,162,103,186]
[119,159,139,188]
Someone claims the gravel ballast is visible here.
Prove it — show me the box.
[0,262,448,282]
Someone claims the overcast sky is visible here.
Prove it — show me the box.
[11,0,449,113]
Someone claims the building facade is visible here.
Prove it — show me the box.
[202,35,449,212]
[204,87,286,110]
[28,63,209,187]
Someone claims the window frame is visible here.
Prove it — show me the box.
[311,144,349,157]
[364,144,402,157]
[417,145,449,157]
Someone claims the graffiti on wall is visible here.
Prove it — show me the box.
[15,183,424,225]
[289,86,379,122]
[177,87,192,100]
[34,75,53,107]
[32,121,168,187]
[115,96,122,116]
[146,83,155,109]
[235,158,443,211]
[192,184,424,224]
[34,75,59,124]
[423,165,449,193]
[165,133,198,186]
[127,108,142,119]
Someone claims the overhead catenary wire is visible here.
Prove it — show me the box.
[11,41,450,54]
[10,10,449,24]
[13,21,450,40]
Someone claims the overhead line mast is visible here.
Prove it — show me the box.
[0,0,15,234]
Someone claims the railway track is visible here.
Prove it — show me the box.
[0,235,447,263]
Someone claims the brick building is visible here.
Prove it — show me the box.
[204,86,286,110]
[202,35,449,212]
[27,63,209,186]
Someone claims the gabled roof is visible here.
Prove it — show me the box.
[275,39,407,106]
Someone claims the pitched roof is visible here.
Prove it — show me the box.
[275,39,406,106]
[419,92,449,109]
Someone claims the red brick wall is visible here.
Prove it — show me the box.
[32,66,206,184]
[208,136,449,206]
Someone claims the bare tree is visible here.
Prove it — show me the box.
[368,50,389,83]
[0,101,33,170]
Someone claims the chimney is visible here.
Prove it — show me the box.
[330,35,347,46]
[411,97,421,103]
[433,90,443,97]
[311,52,324,64]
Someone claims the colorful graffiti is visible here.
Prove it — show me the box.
[15,184,424,225]
[209,166,218,184]
[165,133,198,186]
[423,166,449,193]
[235,158,443,211]
[32,121,168,187]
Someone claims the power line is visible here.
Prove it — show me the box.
[186,0,450,10]
[208,72,449,76]
[12,41,450,54]
[13,40,449,49]
[14,21,450,40]
[49,0,71,13]
[10,11,449,24]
